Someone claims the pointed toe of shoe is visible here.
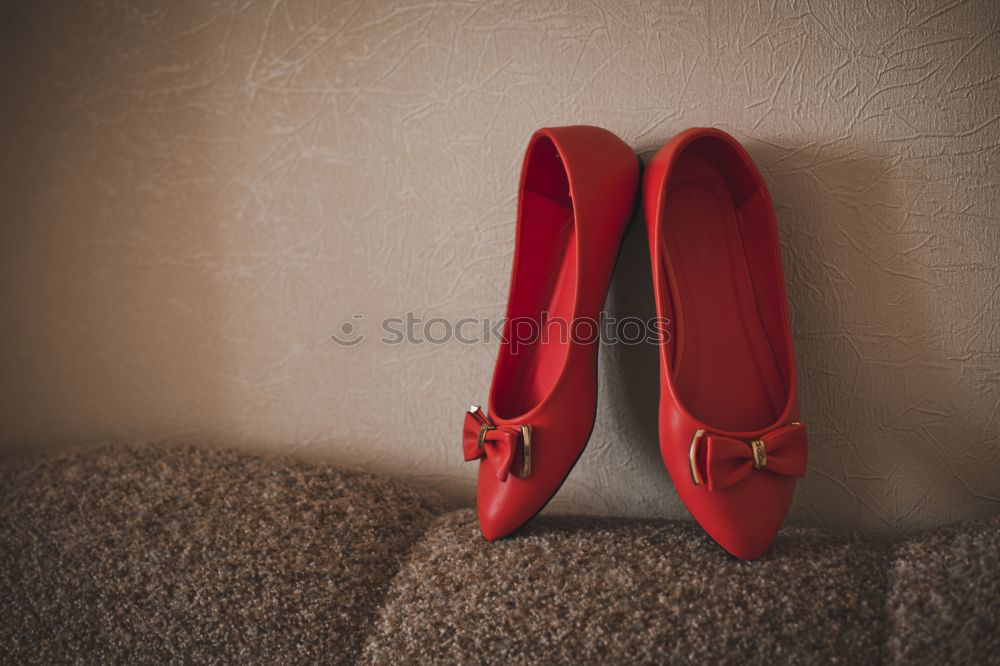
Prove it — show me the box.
[475,475,543,541]
[477,507,520,542]
[687,474,797,560]
[474,451,571,540]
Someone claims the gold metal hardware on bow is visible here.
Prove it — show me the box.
[471,407,532,479]
[750,439,767,469]
[477,423,495,451]
[689,429,706,485]
[518,425,532,478]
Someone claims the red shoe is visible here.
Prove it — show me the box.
[644,128,807,560]
[462,126,640,540]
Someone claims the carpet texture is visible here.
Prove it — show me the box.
[361,511,892,664]
[1,445,998,664]
[887,514,1000,665]
[0,444,444,664]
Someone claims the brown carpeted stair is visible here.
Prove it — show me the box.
[1,445,997,664]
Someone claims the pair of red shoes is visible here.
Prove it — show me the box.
[462,126,807,560]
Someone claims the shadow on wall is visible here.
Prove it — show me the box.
[751,139,907,532]
[749,136,997,534]
[603,156,665,492]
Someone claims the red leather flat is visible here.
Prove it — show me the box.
[463,126,639,540]
[644,128,807,560]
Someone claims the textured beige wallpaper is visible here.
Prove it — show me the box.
[2,0,998,535]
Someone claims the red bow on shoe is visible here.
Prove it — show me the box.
[690,423,807,491]
[462,406,532,482]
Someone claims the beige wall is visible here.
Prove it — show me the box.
[2,0,998,535]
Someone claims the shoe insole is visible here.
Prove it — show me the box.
[661,153,786,432]
[493,189,576,419]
